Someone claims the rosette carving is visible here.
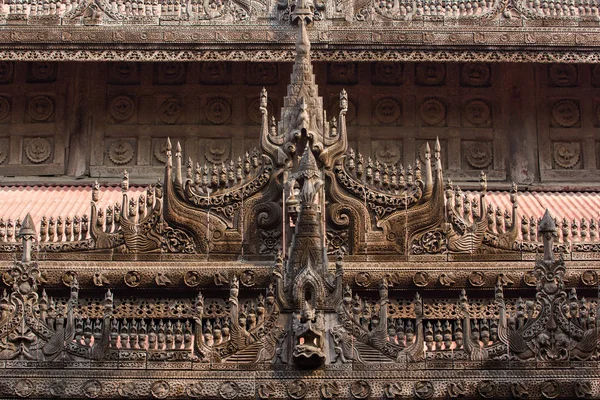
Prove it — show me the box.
[25,137,52,163]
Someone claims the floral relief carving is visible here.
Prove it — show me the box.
[109,95,135,121]
[200,62,230,84]
[158,97,182,124]
[155,62,186,84]
[0,140,7,164]
[204,138,230,164]
[461,63,491,86]
[373,140,401,165]
[419,98,446,126]
[153,140,169,163]
[548,63,577,87]
[108,139,135,165]
[464,141,493,169]
[27,95,54,122]
[375,97,401,125]
[108,62,139,84]
[206,98,231,124]
[25,137,52,164]
[0,96,11,121]
[551,99,579,128]
[553,142,580,169]
[372,62,403,85]
[246,63,278,85]
[0,61,14,83]
[328,62,358,85]
[463,99,491,127]
[29,61,55,82]
[416,63,445,86]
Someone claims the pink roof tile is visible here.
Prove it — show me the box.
[0,185,146,232]
[0,185,599,239]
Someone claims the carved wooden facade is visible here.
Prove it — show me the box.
[1,0,600,398]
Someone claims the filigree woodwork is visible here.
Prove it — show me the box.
[2,7,600,399]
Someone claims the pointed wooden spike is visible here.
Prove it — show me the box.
[19,213,35,238]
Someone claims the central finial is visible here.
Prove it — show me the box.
[291,0,314,25]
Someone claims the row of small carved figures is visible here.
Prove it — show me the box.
[345,148,425,193]
[368,0,600,19]
[183,149,264,195]
[6,0,208,18]
[374,0,498,17]
[0,215,91,243]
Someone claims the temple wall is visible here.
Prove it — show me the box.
[0,61,598,189]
